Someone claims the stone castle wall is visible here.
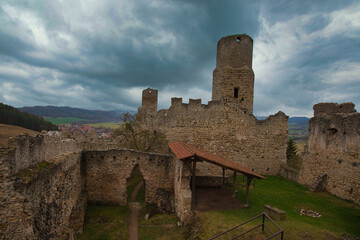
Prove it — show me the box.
[0,133,84,239]
[83,149,175,212]
[139,98,288,176]
[174,158,193,223]
[298,103,360,204]
[0,132,179,239]
[7,131,80,174]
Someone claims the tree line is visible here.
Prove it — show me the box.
[0,103,58,132]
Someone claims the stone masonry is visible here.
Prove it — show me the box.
[138,34,288,176]
[0,132,177,239]
[0,132,83,239]
[298,103,360,204]
[83,149,174,211]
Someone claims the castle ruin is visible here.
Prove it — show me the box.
[2,34,358,239]
[138,34,289,176]
[298,102,360,204]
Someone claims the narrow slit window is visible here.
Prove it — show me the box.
[234,88,239,98]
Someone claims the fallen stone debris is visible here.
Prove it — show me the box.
[300,209,321,218]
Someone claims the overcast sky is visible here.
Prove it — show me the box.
[0,0,359,117]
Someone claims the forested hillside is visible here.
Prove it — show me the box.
[0,103,58,131]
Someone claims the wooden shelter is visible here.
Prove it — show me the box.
[169,141,265,210]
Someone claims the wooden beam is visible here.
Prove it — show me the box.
[245,176,252,206]
[233,171,237,198]
[191,161,197,211]
[222,167,225,185]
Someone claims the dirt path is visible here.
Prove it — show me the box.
[128,181,144,240]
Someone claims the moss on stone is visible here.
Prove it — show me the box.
[16,160,53,184]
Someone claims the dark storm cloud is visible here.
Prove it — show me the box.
[0,0,359,116]
[0,0,261,111]
[253,0,360,116]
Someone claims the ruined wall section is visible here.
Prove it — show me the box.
[139,98,288,176]
[0,133,85,239]
[7,131,80,174]
[0,148,35,239]
[174,158,193,223]
[83,149,175,212]
[16,152,83,239]
[298,103,360,204]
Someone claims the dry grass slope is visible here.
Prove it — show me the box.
[0,123,38,147]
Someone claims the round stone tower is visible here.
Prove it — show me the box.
[212,34,254,114]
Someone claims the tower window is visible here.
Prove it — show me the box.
[234,88,239,98]
[236,37,241,42]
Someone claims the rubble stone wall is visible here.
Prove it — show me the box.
[139,99,288,176]
[174,158,193,223]
[0,133,84,240]
[7,131,80,174]
[298,103,360,204]
[83,149,175,212]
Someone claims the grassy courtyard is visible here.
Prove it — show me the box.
[77,176,360,240]
[194,175,360,239]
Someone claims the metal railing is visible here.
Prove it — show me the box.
[209,212,284,240]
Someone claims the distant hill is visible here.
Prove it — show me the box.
[289,117,309,126]
[18,106,132,123]
[0,103,58,132]
[0,123,38,147]
[256,116,310,125]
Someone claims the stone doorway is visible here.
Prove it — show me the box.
[127,164,145,204]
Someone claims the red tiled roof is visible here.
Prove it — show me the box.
[168,141,264,179]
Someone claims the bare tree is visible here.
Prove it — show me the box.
[113,113,168,153]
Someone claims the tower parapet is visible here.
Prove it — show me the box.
[216,34,253,69]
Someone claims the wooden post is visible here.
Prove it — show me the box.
[245,176,252,206]
[233,171,237,198]
[191,161,197,211]
[222,168,225,185]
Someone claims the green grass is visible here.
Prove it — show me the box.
[44,117,89,125]
[76,205,130,240]
[138,214,186,240]
[77,176,360,239]
[86,122,121,129]
[193,176,360,239]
